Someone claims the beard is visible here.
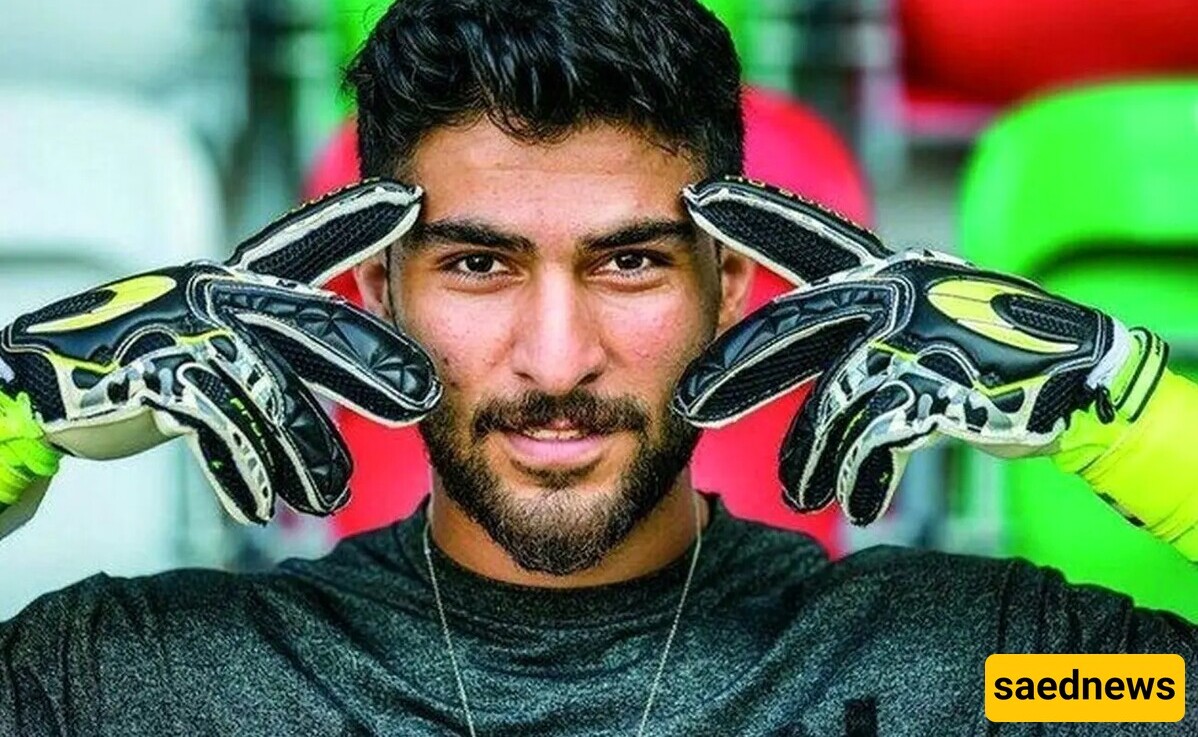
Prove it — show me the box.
[418,387,701,576]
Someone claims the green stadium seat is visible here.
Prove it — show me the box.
[958,80,1198,620]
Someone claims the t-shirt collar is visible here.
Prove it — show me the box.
[392,491,744,626]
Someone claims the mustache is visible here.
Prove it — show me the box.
[472,389,650,439]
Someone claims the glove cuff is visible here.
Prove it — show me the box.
[0,387,61,505]
[1111,327,1168,422]
[1074,368,1198,560]
[1087,323,1168,424]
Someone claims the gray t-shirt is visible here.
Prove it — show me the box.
[2,492,1195,736]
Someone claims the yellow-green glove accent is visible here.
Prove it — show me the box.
[0,389,61,506]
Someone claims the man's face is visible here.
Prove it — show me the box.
[357,121,751,575]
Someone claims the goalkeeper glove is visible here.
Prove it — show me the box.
[0,180,440,524]
[673,177,1166,525]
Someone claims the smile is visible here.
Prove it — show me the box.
[518,427,589,441]
[498,425,614,469]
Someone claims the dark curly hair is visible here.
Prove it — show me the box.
[345,0,743,179]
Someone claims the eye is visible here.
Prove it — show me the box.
[613,253,650,271]
[451,253,509,276]
[596,251,665,276]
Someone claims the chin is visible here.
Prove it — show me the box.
[495,468,630,517]
[503,477,624,509]
[423,400,696,575]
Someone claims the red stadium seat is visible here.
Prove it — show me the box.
[898,0,1198,133]
[305,87,873,554]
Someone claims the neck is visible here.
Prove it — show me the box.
[426,473,709,589]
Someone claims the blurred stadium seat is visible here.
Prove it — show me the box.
[304,87,873,555]
[0,86,226,618]
[0,0,247,161]
[958,80,1198,620]
[898,0,1198,139]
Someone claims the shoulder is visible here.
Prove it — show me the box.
[16,523,408,634]
[2,549,383,681]
[806,545,1052,618]
[7,568,270,648]
[0,567,275,707]
[9,567,245,625]
[824,544,1024,592]
[5,536,386,655]
[711,515,1051,605]
[801,545,1170,653]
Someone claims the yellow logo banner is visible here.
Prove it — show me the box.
[985,654,1185,722]
[28,275,176,334]
[926,279,1078,354]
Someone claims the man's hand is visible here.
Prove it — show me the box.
[0,180,440,524]
[673,177,1166,525]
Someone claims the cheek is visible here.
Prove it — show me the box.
[398,287,514,397]
[600,291,714,396]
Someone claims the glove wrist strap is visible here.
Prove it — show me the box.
[0,387,61,505]
[1092,326,1168,423]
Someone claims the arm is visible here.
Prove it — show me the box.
[0,387,60,540]
[1054,364,1198,559]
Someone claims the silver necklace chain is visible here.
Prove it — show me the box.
[422,494,704,737]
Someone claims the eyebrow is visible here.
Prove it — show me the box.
[404,217,699,255]
[405,220,536,254]
[581,218,699,252]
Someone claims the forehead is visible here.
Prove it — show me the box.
[407,120,700,235]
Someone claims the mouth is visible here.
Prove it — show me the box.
[497,421,615,470]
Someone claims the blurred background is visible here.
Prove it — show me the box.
[1,0,1196,621]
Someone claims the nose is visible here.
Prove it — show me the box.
[509,270,608,394]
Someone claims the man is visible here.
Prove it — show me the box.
[0,1,1195,735]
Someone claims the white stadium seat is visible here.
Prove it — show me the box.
[0,86,227,619]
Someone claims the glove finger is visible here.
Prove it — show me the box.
[214,332,352,516]
[225,179,422,287]
[682,176,890,286]
[776,353,882,514]
[673,284,884,427]
[209,282,440,425]
[834,380,937,526]
[144,362,276,524]
[270,380,352,516]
